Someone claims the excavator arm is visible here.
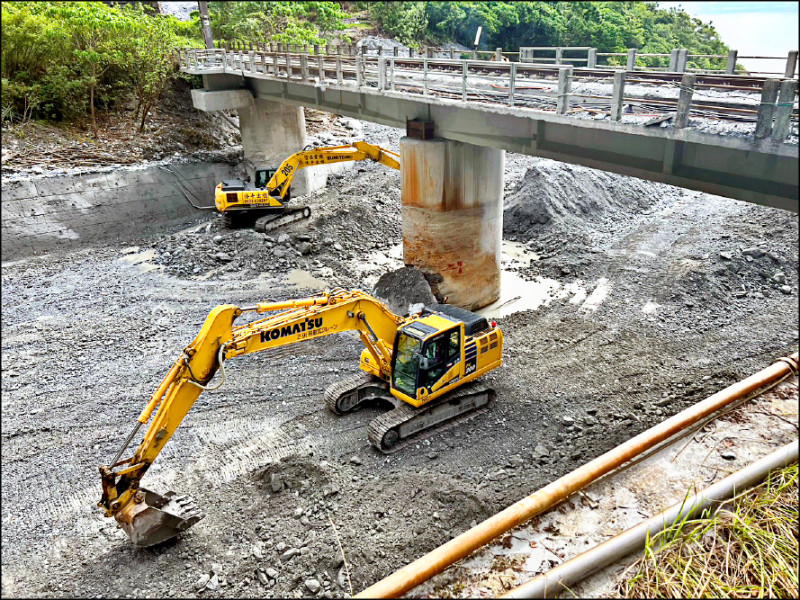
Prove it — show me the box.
[265,141,400,199]
[99,290,405,546]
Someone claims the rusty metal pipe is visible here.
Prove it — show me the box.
[356,352,798,598]
[503,441,798,598]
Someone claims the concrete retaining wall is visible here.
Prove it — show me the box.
[1,161,236,261]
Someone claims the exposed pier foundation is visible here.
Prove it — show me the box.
[400,137,504,310]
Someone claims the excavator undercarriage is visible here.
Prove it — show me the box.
[324,373,496,453]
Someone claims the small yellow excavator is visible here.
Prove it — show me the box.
[99,289,502,546]
[215,141,400,232]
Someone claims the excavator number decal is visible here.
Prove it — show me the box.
[281,164,294,176]
[465,358,477,375]
[261,317,323,342]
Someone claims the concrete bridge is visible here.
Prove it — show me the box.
[179,47,798,309]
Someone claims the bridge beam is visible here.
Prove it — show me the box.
[238,77,797,213]
[401,137,504,310]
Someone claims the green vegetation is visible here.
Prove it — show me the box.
[619,463,799,598]
[1,1,200,131]
[208,1,350,46]
[369,1,731,69]
[2,1,738,132]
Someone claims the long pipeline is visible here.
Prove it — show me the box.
[355,351,798,598]
[503,441,799,598]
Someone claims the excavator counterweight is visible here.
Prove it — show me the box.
[99,290,502,546]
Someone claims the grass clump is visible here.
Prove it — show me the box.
[619,462,798,598]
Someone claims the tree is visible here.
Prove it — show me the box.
[44,2,128,137]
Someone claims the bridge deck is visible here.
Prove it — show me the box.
[179,49,798,212]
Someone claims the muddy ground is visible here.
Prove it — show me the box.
[2,119,798,598]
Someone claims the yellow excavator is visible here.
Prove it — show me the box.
[99,289,502,546]
[215,141,400,231]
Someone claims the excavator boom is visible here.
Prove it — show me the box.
[266,141,400,200]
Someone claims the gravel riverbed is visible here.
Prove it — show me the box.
[2,119,797,598]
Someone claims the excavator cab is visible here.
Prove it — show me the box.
[389,304,491,405]
[254,167,290,200]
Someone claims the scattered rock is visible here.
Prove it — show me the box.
[205,574,219,591]
[281,548,300,562]
[720,450,737,460]
[270,472,283,493]
[195,574,210,590]
[741,247,764,258]
[719,251,732,260]
[780,285,792,294]
[533,444,549,458]
[350,456,362,466]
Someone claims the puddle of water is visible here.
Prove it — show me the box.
[118,249,154,264]
[478,273,613,319]
[502,240,540,267]
[283,268,328,290]
[355,245,404,274]
[477,270,563,319]
[118,249,164,273]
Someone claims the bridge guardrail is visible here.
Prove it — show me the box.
[177,47,799,143]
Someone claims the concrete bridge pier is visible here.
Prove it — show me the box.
[400,137,504,311]
[238,98,324,196]
[191,84,324,196]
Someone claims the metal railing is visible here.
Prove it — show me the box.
[207,41,798,78]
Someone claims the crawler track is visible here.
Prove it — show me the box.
[368,383,496,453]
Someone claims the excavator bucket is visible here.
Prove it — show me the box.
[115,488,205,547]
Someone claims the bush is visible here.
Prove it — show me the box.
[369,2,428,48]
[1,1,202,131]
[208,1,348,46]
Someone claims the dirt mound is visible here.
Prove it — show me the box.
[373,267,436,315]
[504,160,670,235]
[150,151,403,286]
[255,454,340,497]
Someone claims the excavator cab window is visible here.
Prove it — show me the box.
[393,327,460,396]
[420,327,459,390]
[255,169,272,189]
[422,335,447,388]
[392,332,421,397]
